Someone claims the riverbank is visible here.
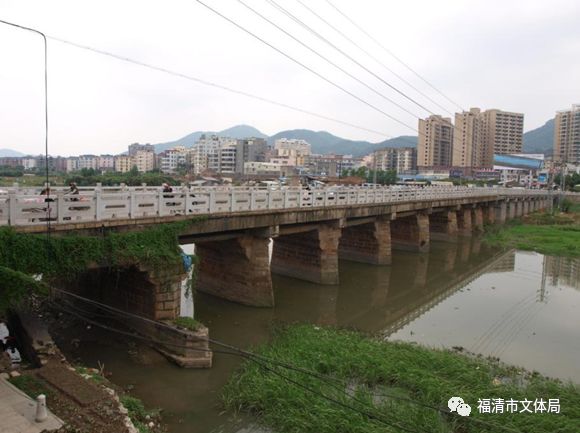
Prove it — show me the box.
[223,324,580,433]
[484,207,580,257]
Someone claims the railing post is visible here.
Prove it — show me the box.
[56,191,65,223]
[209,191,215,213]
[129,190,136,218]
[8,191,16,226]
[95,190,102,221]
[158,190,164,216]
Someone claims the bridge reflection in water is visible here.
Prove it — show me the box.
[59,238,580,433]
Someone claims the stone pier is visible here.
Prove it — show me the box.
[391,213,430,252]
[523,200,530,216]
[457,207,473,236]
[196,232,274,307]
[429,210,458,242]
[495,201,507,224]
[471,207,484,232]
[483,204,496,224]
[516,201,523,217]
[339,218,391,265]
[508,201,517,219]
[272,223,342,284]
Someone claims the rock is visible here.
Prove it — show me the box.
[0,372,10,380]
[148,422,155,428]
[9,370,21,378]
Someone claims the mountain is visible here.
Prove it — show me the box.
[154,124,267,153]
[0,149,25,157]
[523,119,554,155]
[154,124,417,156]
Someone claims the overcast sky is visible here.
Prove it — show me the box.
[1,0,579,156]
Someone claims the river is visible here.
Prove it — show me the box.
[54,238,580,433]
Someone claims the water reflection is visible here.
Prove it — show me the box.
[57,238,580,433]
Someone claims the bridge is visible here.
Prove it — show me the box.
[2,185,551,309]
[2,185,551,367]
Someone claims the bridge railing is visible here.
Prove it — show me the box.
[0,186,550,227]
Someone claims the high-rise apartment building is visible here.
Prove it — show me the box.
[418,115,453,168]
[133,150,155,173]
[235,138,269,174]
[554,104,580,164]
[484,109,524,155]
[452,108,523,168]
[373,147,417,174]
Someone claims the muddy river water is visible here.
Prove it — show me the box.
[56,238,580,433]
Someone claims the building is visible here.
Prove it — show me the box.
[484,109,524,155]
[21,157,37,170]
[217,141,237,174]
[0,157,22,167]
[273,138,311,167]
[77,155,99,170]
[128,143,155,157]
[159,147,187,174]
[235,138,269,174]
[554,104,580,164]
[418,115,453,168]
[373,147,417,174]
[133,150,155,173]
[243,161,281,176]
[452,108,524,169]
[98,155,115,171]
[66,157,79,173]
[114,155,133,173]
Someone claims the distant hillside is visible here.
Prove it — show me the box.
[0,149,25,157]
[154,124,417,157]
[523,119,554,155]
[154,124,267,153]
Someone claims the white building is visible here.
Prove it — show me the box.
[160,147,187,174]
[98,155,115,171]
[22,157,37,170]
[244,161,281,176]
[77,155,99,170]
[273,138,311,167]
[66,157,79,173]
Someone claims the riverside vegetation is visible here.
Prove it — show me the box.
[484,201,580,258]
[223,325,580,433]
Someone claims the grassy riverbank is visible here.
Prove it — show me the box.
[484,207,580,258]
[223,325,579,433]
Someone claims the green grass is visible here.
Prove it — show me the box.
[223,325,580,433]
[120,395,160,433]
[173,316,202,331]
[485,221,580,257]
[9,374,52,398]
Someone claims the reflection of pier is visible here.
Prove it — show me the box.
[381,249,516,337]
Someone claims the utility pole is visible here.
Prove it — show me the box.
[372,150,378,187]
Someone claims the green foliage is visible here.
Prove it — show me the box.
[120,395,160,433]
[9,374,51,398]
[341,167,398,185]
[485,224,580,257]
[0,266,49,313]
[0,219,203,312]
[223,325,580,433]
[554,172,580,191]
[0,165,24,177]
[173,316,202,331]
[65,169,178,187]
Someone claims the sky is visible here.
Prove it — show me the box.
[1,0,579,156]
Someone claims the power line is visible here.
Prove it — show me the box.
[265,0,436,116]
[51,288,522,433]
[46,35,391,139]
[192,0,418,132]
[293,0,454,116]
[324,0,464,112]
[235,0,422,120]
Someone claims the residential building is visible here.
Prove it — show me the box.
[418,115,453,168]
[235,138,269,174]
[159,147,187,174]
[21,157,37,170]
[128,143,155,157]
[133,150,155,173]
[373,147,417,174]
[114,155,133,173]
[243,161,281,176]
[452,107,524,168]
[273,138,311,167]
[484,109,524,155]
[66,157,79,173]
[98,155,115,171]
[554,104,580,164]
[78,155,99,170]
[0,157,22,167]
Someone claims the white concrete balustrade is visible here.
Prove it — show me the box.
[0,185,550,227]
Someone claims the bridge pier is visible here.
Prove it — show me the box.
[272,222,342,284]
[429,210,458,242]
[196,232,274,307]
[515,201,523,217]
[523,200,530,216]
[339,218,392,265]
[495,201,507,224]
[391,213,430,252]
[471,207,484,232]
[457,207,472,236]
[483,204,496,224]
[507,201,517,219]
